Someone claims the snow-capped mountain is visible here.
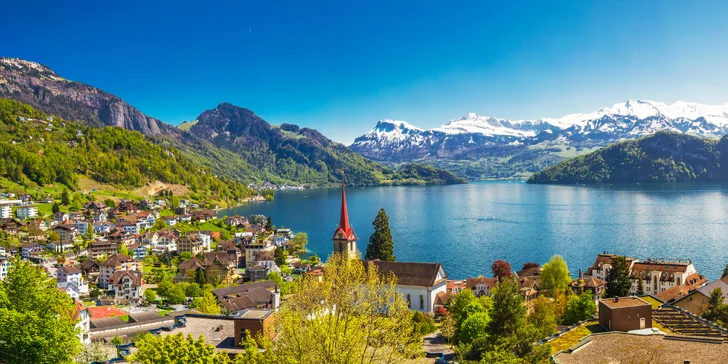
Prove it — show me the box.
[351,100,728,163]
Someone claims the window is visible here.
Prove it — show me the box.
[420,295,424,310]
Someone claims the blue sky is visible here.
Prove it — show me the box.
[3,1,728,143]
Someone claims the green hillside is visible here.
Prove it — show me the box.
[0,98,253,203]
[528,131,728,184]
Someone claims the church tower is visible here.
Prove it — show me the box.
[332,172,358,259]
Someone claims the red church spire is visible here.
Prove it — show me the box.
[339,171,351,232]
[333,171,357,241]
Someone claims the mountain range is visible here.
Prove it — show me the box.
[350,100,728,180]
[0,57,464,187]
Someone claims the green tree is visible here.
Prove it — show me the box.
[118,243,131,258]
[185,283,203,298]
[458,312,490,344]
[143,289,157,305]
[722,264,728,279]
[364,208,396,261]
[563,292,597,324]
[51,202,60,214]
[265,216,273,230]
[0,258,82,364]
[292,232,308,253]
[448,289,478,322]
[48,231,60,242]
[243,254,421,363]
[605,256,632,298]
[153,218,167,230]
[131,332,230,363]
[189,291,221,315]
[61,189,70,205]
[274,246,286,267]
[195,268,206,286]
[529,296,557,338]
[541,255,571,293]
[103,198,116,208]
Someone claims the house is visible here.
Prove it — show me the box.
[464,276,498,297]
[177,234,204,256]
[57,266,89,299]
[275,228,294,239]
[16,206,38,220]
[0,218,25,234]
[69,211,85,221]
[94,221,115,234]
[364,260,448,314]
[80,259,100,278]
[585,253,637,282]
[630,260,700,295]
[93,211,108,223]
[291,261,311,274]
[517,277,540,303]
[88,240,118,260]
[73,220,92,236]
[244,240,274,267]
[212,281,280,315]
[110,270,144,304]
[52,224,78,245]
[598,296,652,332]
[161,215,178,226]
[204,252,236,284]
[233,309,275,343]
[85,201,108,212]
[253,250,278,275]
[0,205,11,219]
[21,242,44,259]
[117,200,140,214]
[191,209,216,222]
[673,279,728,315]
[0,257,10,281]
[217,240,242,267]
[53,212,70,223]
[132,244,148,260]
[225,215,248,227]
[177,258,205,282]
[73,300,91,344]
[569,269,607,300]
[142,231,159,246]
[98,254,142,290]
[153,231,177,253]
[245,265,268,282]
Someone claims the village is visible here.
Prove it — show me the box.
[3,180,728,364]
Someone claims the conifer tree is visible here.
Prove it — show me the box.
[365,208,396,261]
[605,256,632,298]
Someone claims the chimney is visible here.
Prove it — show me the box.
[578,268,582,279]
[615,297,619,303]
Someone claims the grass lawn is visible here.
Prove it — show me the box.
[159,209,176,217]
[639,295,663,309]
[549,322,604,354]
[197,222,228,232]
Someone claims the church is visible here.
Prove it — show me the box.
[332,173,448,314]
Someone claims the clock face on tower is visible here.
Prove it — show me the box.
[337,232,344,239]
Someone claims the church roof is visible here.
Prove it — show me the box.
[365,260,447,287]
[332,172,357,241]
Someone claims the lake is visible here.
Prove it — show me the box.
[221,182,728,280]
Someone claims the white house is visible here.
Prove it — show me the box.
[15,206,38,220]
[98,254,142,290]
[365,260,448,314]
[1,205,12,219]
[73,300,91,344]
[0,257,10,281]
[132,245,148,260]
[73,220,92,236]
[56,266,89,299]
[111,270,144,304]
[585,254,705,295]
